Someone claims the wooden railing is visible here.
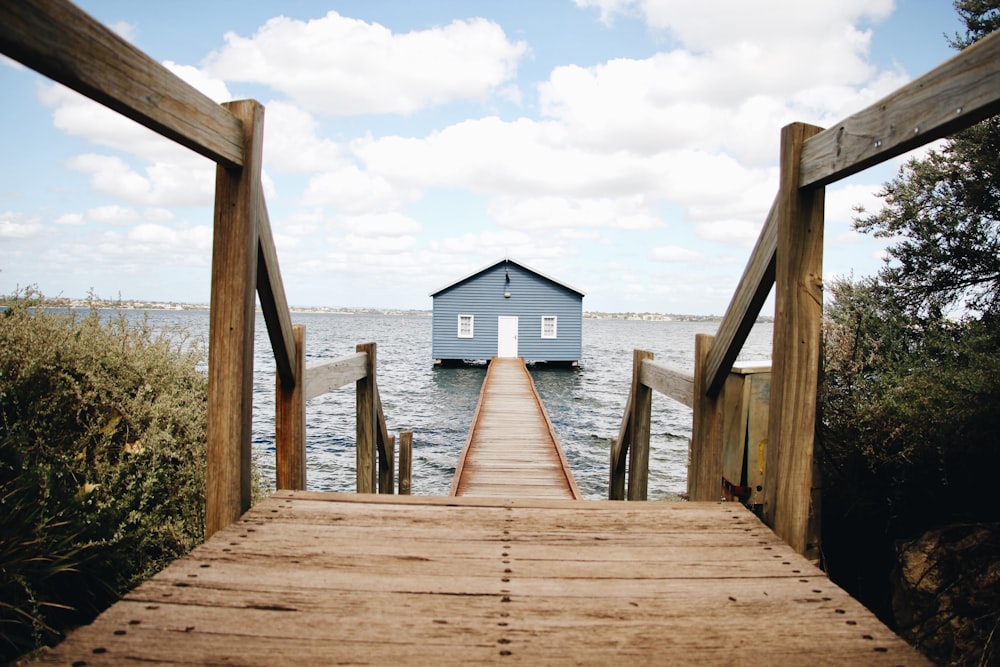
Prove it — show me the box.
[611,29,1000,558]
[0,0,411,538]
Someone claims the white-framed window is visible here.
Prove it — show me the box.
[541,316,557,339]
[457,314,475,338]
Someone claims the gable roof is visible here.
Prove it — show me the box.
[429,257,585,298]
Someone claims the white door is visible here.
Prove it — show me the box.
[497,316,518,358]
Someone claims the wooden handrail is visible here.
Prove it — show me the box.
[702,197,777,398]
[0,0,244,169]
[800,29,1000,189]
[257,193,297,388]
[303,353,369,400]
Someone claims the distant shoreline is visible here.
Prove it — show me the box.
[0,296,773,324]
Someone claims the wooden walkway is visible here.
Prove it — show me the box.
[451,357,581,499]
[28,492,929,665]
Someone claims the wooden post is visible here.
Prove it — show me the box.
[276,324,306,490]
[356,342,376,494]
[627,349,653,501]
[205,100,264,537]
[689,334,725,501]
[398,431,412,495]
[379,434,395,494]
[765,122,825,557]
[609,437,625,500]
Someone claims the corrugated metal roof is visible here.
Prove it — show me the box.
[429,257,585,297]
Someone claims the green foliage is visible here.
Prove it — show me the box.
[0,289,209,662]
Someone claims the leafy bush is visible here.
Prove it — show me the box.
[0,290,208,662]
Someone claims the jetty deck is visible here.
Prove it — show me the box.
[450,357,581,500]
[28,492,928,666]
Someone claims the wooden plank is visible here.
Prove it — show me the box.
[303,352,367,400]
[398,431,412,495]
[356,342,377,494]
[205,100,264,537]
[766,123,825,558]
[256,194,297,388]
[0,0,244,169]
[627,350,653,501]
[640,359,694,408]
[721,372,749,488]
[704,195,778,398]
[453,358,580,500]
[275,324,306,490]
[745,372,770,506]
[800,29,1000,189]
[688,334,724,502]
[29,494,930,666]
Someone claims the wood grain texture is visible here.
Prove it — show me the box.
[640,358,694,408]
[703,195,778,398]
[206,100,264,536]
[256,195,296,388]
[800,29,1000,189]
[766,123,825,558]
[28,492,930,666]
[356,343,377,494]
[452,358,581,500]
[627,349,653,501]
[0,0,243,168]
[689,334,724,502]
[276,325,306,490]
[303,352,367,400]
[398,431,413,495]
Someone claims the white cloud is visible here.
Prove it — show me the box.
[68,154,214,207]
[87,204,138,225]
[203,12,528,115]
[108,21,138,42]
[489,195,663,231]
[263,101,346,173]
[301,165,413,212]
[0,213,42,239]
[329,212,422,237]
[56,213,84,226]
[650,245,704,263]
[694,219,763,247]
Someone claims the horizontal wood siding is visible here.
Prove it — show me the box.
[432,262,582,362]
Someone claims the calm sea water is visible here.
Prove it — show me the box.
[141,311,772,501]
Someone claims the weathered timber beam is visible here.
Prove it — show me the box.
[303,352,368,401]
[206,100,263,537]
[800,29,1000,189]
[639,359,694,408]
[0,0,243,168]
[256,193,296,387]
[703,196,778,398]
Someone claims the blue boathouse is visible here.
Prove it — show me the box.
[430,258,584,366]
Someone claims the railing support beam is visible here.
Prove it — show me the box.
[689,334,725,501]
[356,342,377,493]
[205,100,264,537]
[276,324,306,490]
[765,122,825,558]
[626,350,653,501]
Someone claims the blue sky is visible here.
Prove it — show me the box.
[0,0,965,313]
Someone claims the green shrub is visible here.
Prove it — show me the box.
[0,290,208,662]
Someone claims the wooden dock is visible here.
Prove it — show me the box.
[450,358,581,500]
[28,492,929,665]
